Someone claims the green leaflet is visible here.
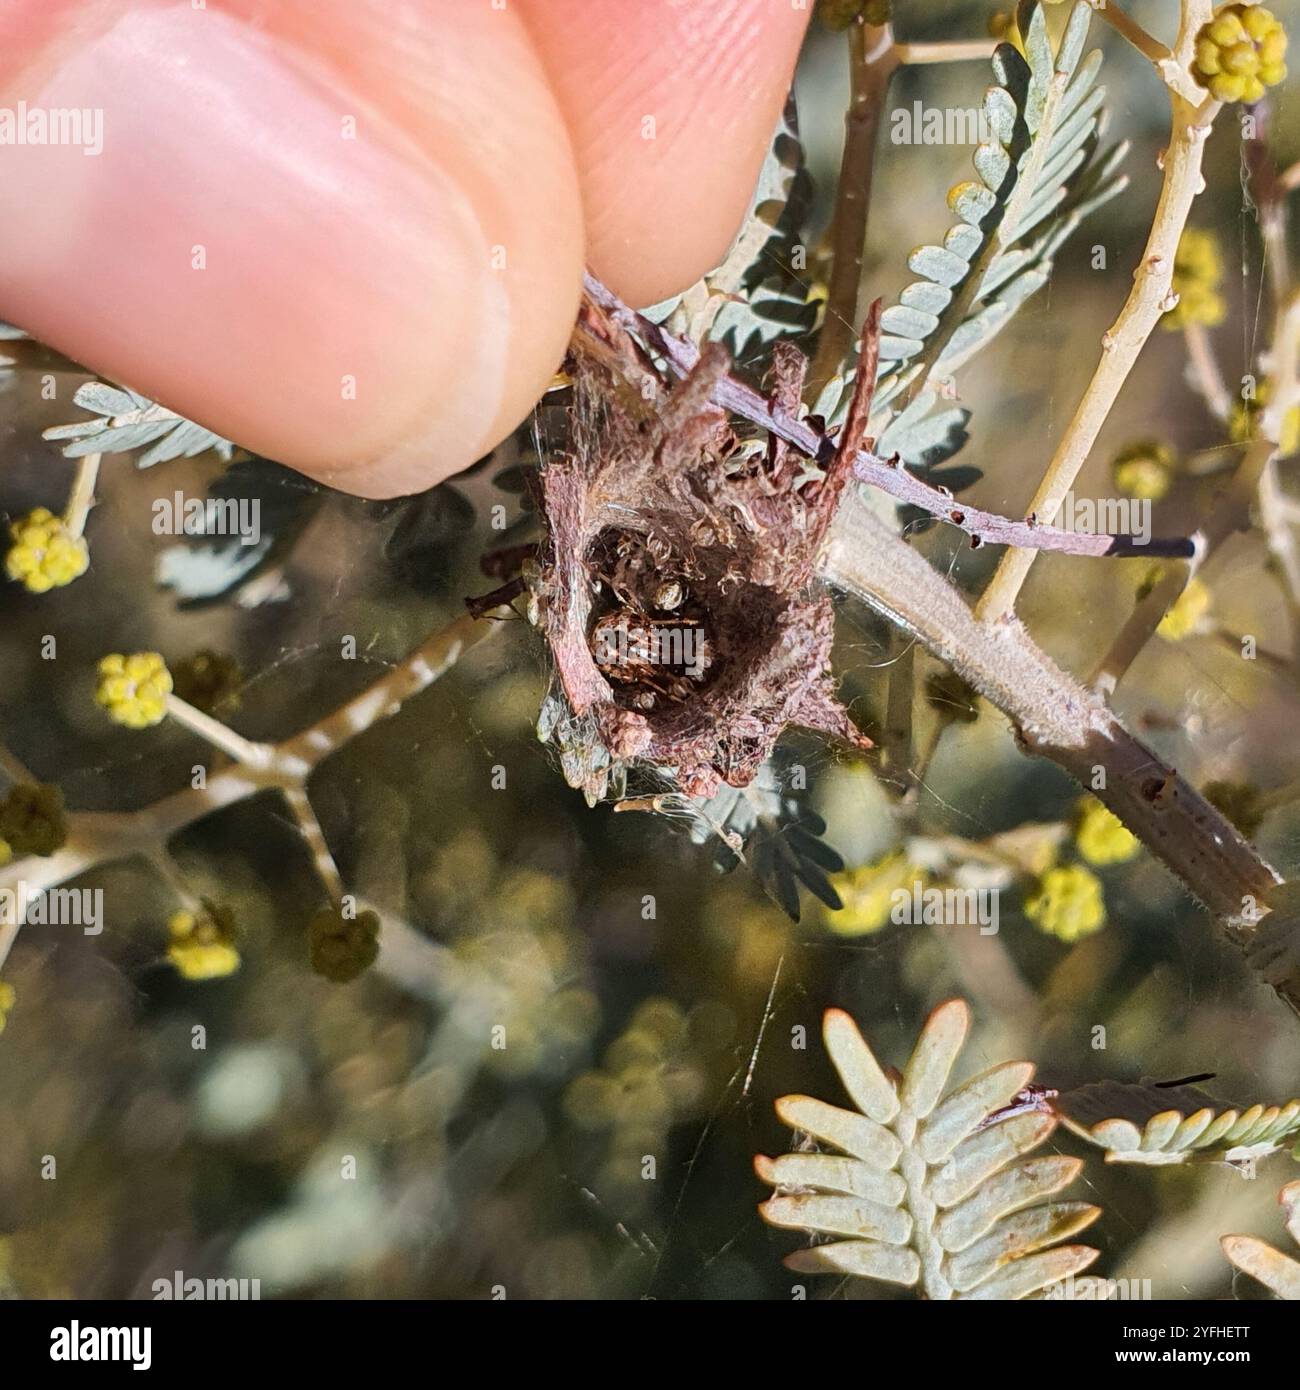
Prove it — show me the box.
[758,1001,1101,1299]
[688,759,846,922]
[44,381,235,469]
[1222,1180,1300,1300]
[1056,1078,1300,1166]
[813,0,1128,471]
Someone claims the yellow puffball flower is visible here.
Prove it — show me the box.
[1075,798,1140,867]
[0,980,14,1034]
[5,507,89,594]
[96,652,172,729]
[826,851,922,936]
[1163,229,1225,331]
[1157,577,1212,640]
[1112,440,1175,501]
[167,903,239,981]
[1229,382,1300,458]
[1025,864,1106,943]
[1193,4,1287,105]
[307,905,380,983]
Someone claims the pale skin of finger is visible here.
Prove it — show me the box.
[517,0,811,309]
[0,0,808,497]
[0,0,583,497]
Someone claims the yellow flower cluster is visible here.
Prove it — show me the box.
[826,850,923,936]
[5,508,88,594]
[308,905,380,982]
[1158,577,1212,641]
[1193,4,1287,104]
[1111,440,1175,501]
[1024,864,1106,943]
[0,782,67,858]
[1230,383,1300,459]
[167,903,240,981]
[0,980,14,1035]
[1163,230,1225,331]
[1139,566,1212,641]
[95,652,172,729]
[1075,798,1140,867]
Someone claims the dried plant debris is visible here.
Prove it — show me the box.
[527,295,874,806]
[1222,1180,1300,1299]
[756,1002,1100,1299]
[1054,1078,1300,1167]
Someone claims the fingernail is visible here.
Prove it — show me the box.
[0,4,510,490]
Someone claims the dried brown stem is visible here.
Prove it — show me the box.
[807,23,899,400]
[583,275,1197,561]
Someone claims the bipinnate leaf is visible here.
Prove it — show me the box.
[1056,1079,1300,1166]
[757,1001,1100,1298]
[811,0,1127,475]
[44,381,235,468]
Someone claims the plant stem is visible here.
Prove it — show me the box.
[821,501,1289,1006]
[1097,4,1172,65]
[894,39,998,65]
[163,693,277,770]
[0,743,35,785]
[1183,321,1231,420]
[807,23,899,400]
[977,57,1219,621]
[62,453,100,538]
[0,610,503,972]
[283,784,344,905]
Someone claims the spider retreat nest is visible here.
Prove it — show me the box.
[523,289,874,805]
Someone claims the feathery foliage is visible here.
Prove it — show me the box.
[44,382,235,469]
[1057,1079,1300,1167]
[757,1001,1100,1298]
[812,0,1128,473]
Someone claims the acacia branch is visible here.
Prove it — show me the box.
[821,501,1289,1006]
[0,611,501,971]
[977,28,1219,621]
[584,274,1197,561]
[807,22,899,399]
[582,274,1291,1009]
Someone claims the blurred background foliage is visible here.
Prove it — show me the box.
[2,0,1300,1299]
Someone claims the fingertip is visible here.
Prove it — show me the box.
[0,0,584,500]
[519,0,810,307]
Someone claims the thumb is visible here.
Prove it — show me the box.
[0,1,585,498]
